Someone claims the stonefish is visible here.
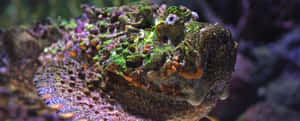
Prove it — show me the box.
[33,3,238,121]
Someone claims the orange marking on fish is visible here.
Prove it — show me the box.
[90,39,99,46]
[49,104,63,110]
[70,51,77,57]
[87,53,92,58]
[143,45,151,53]
[174,56,179,61]
[41,94,52,99]
[166,69,174,76]
[171,87,176,93]
[172,61,181,68]
[76,119,90,121]
[66,41,73,49]
[141,84,147,90]
[96,44,101,50]
[171,65,177,72]
[205,116,219,121]
[132,82,139,87]
[80,45,88,50]
[57,53,64,60]
[178,65,203,79]
[59,112,76,119]
[83,64,89,69]
[122,75,133,82]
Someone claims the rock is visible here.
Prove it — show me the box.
[232,54,254,82]
[0,28,9,76]
[271,26,300,68]
[259,79,300,111]
[210,71,258,121]
[246,46,284,86]
[2,28,41,61]
[237,103,300,121]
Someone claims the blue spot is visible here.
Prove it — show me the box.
[59,105,79,113]
[46,97,69,105]
[38,87,55,95]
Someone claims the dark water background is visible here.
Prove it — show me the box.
[1,0,300,121]
[0,0,143,27]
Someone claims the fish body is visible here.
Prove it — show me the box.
[34,3,238,121]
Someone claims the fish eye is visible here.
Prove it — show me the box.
[191,11,199,20]
[166,14,179,25]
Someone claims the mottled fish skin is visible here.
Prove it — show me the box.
[34,57,147,121]
[33,2,238,121]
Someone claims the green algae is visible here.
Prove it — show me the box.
[110,54,127,69]
[60,19,78,29]
[167,6,192,22]
[86,24,95,30]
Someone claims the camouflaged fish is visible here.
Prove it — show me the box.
[33,2,238,121]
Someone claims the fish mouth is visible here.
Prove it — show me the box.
[135,53,208,106]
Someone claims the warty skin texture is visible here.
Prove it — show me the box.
[34,3,238,121]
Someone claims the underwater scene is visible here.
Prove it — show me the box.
[0,0,300,121]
